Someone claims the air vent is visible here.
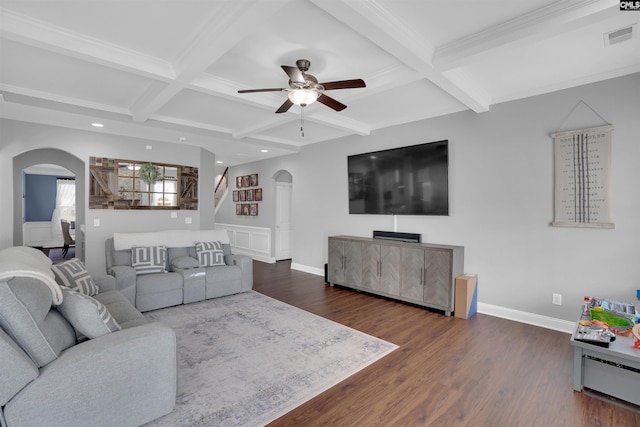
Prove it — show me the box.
[604,24,636,47]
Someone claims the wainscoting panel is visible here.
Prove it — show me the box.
[215,223,274,263]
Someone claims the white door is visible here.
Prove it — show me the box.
[275,182,292,260]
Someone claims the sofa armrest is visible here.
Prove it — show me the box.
[3,323,176,427]
[226,254,253,292]
[0,328,38,407]
[107,265,136,305]
[93,275,116,292]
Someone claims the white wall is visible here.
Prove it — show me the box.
[0,121,216,274]
[220,73,640,322]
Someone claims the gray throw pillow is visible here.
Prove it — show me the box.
[195,241,225,267]
[56,288,121,339]
[171,256,200,269]
[51,258,99,296]
[131,246,167,275]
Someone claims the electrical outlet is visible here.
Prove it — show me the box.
[552,293,562,306]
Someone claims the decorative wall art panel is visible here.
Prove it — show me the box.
[552,125,614,228]
[234,174,261,216]
[89,157,198,210]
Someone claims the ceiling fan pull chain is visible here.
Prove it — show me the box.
[300,106,305,137]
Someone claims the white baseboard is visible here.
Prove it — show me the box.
[291,263,324,277]
[477,302,575,333]
[290,262,575,334]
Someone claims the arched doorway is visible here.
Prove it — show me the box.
[273,170,292,261]
[13,149,85,259]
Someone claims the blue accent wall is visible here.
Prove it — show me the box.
[24,174,73,222]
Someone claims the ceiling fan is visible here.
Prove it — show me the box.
[237,59,366,113]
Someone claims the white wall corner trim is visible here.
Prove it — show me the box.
[477,302,575,334]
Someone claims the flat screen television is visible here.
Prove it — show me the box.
[348,140,449,215]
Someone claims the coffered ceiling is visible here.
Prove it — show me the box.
[1,0,638,165]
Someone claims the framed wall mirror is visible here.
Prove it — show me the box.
[89,157,198,210]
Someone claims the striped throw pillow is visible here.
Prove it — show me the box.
[131,246,167,275]
[51,258,99,296]
[195,241,226,267]
[56,288,121,339]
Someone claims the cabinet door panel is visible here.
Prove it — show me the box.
[380,245,401,295]
[424,249,452,307]
[327,239,344,283]
[400,247,424,301]
[362,243,380,291]
[344,241,362,286]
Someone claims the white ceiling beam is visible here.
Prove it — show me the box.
[0,83,130,116]
[0,8,174,81]
[232,116,297,140]
[306,112,371,136]
[129,0,292,122]
[433,0,621,71]
[312,0,491,113]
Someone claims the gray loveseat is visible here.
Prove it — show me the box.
[0,246,176,427]
[105,229,253,312]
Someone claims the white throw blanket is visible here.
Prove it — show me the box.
[0,246,63,305]
[113,229,230,251]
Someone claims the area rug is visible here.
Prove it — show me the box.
[143,291,398,427]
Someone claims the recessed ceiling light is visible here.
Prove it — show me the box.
[216,160,223,164]
[261,149,269,153]
[91,123,104,128]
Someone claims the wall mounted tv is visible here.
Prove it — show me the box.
[348,140,449,215]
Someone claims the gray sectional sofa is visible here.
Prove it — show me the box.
[0,246,177,427]
[105,229,253,312]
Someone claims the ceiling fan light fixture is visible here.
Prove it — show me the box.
[288,89,319,107]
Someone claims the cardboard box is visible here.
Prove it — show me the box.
[455,274,478,319]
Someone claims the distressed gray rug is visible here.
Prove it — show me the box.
[143,291,398,427]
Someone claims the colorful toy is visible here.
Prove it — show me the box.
[633,324,640,349]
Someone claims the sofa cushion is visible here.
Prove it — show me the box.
[136,272,183,296]
[204,264,242,283]
[195,241,226,267]
[0,277,76,368]
[132,246,167,275]
[171,256,200,269]
[51,258,99,296]
[56,287,121,339]
[94,290,147,329]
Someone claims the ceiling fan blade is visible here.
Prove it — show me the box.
[275,98,294,114]
[320,79,366,90]
[281,65,305,84]
[317,94,347,111]
[238,88,286,93]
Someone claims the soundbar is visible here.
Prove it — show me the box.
[372,230,421,243]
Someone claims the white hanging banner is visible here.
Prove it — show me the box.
[552,125,614,229]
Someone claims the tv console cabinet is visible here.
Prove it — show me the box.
[327,236,464,316]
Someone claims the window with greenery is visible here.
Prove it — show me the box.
[89,157,198,210]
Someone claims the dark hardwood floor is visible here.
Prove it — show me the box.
[252,260,640,427]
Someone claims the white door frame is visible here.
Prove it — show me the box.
[275,181,292,261]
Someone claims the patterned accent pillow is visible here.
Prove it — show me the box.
[51,258,99,296]
[131,246,167,275]
[195,241,226,267]
[56,288,121,339]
